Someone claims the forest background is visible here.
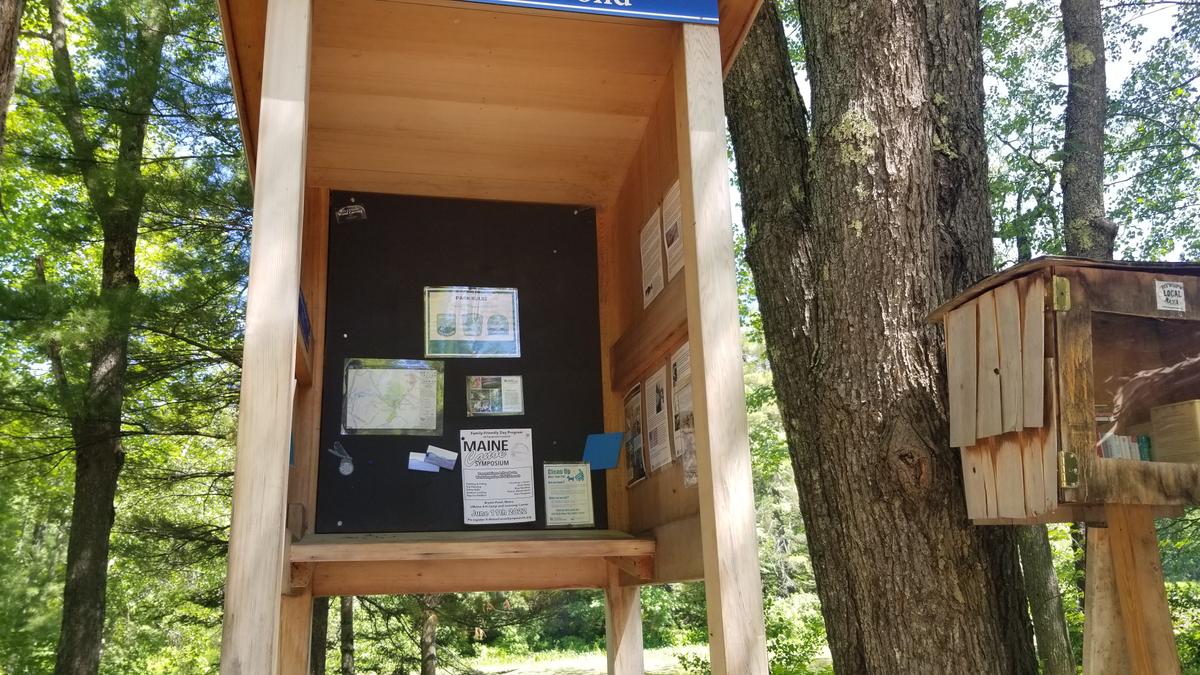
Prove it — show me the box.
[0,0,1198,673]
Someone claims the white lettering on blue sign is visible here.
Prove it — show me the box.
[455,0,717,23]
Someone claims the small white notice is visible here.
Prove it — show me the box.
[671,342,698,487]
[645,365,673,472]
[543,462,594,528]
[662,180,684,280]
[624,385,647,486]
[425,445,458,470]
[460,428,535,525]
[640,207,665,308]
[1156,280,1186,312]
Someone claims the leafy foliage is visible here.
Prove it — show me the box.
[984,0,1200,262]
[0,0,245,670]
[1,0,1198,671]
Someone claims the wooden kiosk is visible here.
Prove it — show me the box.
[931,257,1200,675]
[216,0,769,672]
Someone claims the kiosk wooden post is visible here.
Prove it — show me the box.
[931,257,1199,675]
[675,23,768,673]
[217,0,769,671]
[219,0,310,670]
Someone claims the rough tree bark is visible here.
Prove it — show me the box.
[419,594,440,675]
[312,596,329,675]
[1017,525,1076,674]
[41,0,168,673]
[724,1,1038,671]
[340,596,355,675]
[1061,0,1114,258]
[0,0,23,154]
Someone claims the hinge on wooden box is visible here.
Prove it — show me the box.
[1059,448,1080,489]
[1052,276,1071,311]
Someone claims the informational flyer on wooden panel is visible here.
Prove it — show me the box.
[623,385,648,486]
[460,428,535,524]
[466,375,525,416]
[543,462,594,528]
[424,286,520,358]
[671,343,698,487]
[640,208,665,308]
[662,180,684,280]
[645,365,673,472]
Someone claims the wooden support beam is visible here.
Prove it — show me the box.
[610,273,687,394]
[608,555,655,583]
[673,22,768,675]
[1083,527,1132,675]
[595,206,632,536]
[290,187,330,520]
[274,186,331,671]
[970,503,1183,526]
[1105,504,1181,675]
[219,0,311,671]
[289,530,655,563]
[648,514,704,583]
[286,503,305,543]
[287,562,314,594]
[277,590,314,675]
[310,557,609,597]
[604,561,645,675]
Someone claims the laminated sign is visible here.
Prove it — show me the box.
[425,287,521,358]
[544,462,594,528]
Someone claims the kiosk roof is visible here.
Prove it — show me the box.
[927,255,1200,322]
[218,0,762,206]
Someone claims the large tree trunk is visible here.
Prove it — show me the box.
[52,218,138,675]
[312,596,329,675]
[1018,525,1076,675]
[43,0,165,671]
[53,431,124,675]
[1061,0,1113,258]
[0,0,23,155]
[724,1,1038,671]
[419,594,440,675]
[340,596,354,675]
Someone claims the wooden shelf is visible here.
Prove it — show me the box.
[610,274,688,394]
[289,529,655,563]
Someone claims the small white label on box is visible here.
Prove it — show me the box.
[1155,280,1186,312]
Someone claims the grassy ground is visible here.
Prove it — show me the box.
[468,645,706,675]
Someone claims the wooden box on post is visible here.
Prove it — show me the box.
[931,256,1200,523]
[216,0,770,672]
[931,257,1198,675]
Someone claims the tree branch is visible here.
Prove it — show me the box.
[46,0,109,214]
[132,322,242,367]
[34,256,76,419]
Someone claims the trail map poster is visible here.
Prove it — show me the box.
[342,358,444,436]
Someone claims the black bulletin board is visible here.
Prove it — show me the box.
[314,192,606,533]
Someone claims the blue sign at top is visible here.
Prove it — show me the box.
[461,0,719,24]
